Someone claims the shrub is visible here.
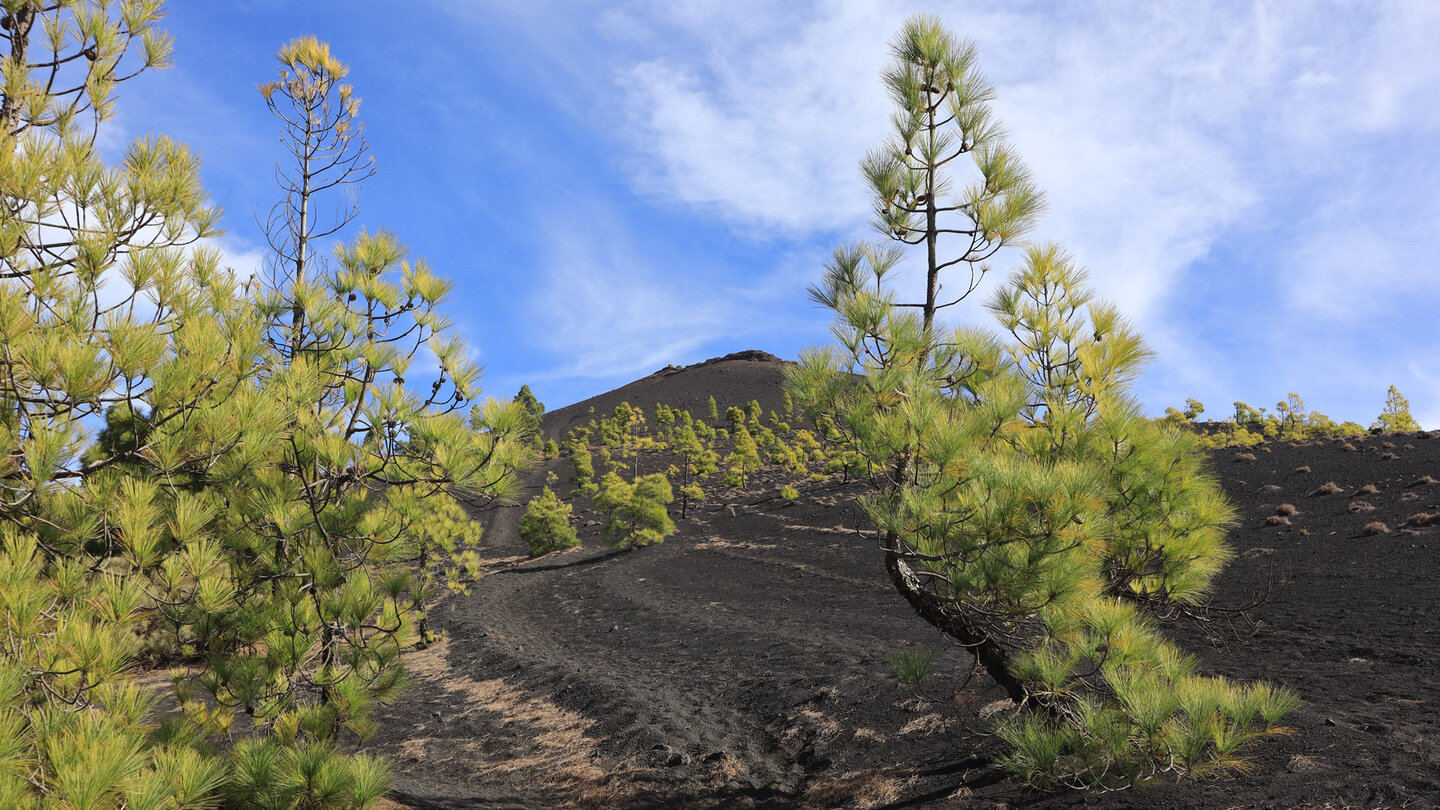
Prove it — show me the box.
[519,488,579,556]
[595,473,676,550]
[780,484,800,503]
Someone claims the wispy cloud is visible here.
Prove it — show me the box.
[521,205,733,385]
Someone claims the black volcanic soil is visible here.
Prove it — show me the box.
[365,354,1440,810]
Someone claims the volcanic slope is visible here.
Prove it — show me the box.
[365,351,1440,810]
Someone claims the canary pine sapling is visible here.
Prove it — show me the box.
[788,15,1294,787]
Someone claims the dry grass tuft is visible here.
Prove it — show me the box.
[852,727,887,743]
[1407,512,1438,527]
[1264,515,1291,527]
[802,771,905,810]
[1363,521,1390,536]
[1340,442,1357,452]
[1275,503,1298,516]
[1308,481,1343,497]
[1407,475,1437,488]
[694,536,777,551]
[1347,501,1376,514]
[1401,491,1420,501]
[1294,465,1312,474]
[1233,452,1257,463]
[898,713,951,736]
[1381,452,1398,460]
[1355,483,1380,495]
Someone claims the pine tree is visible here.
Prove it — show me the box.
[787,15,1293,787]
[2,17,527,806]
[594,472,676,550]
[512,384,545,448]
[725,424,761,488]
[669,421,718,518]
[0,2,237,805]
[519,486,579,556]
[1373,385,1420,433]
[187,38,531,770]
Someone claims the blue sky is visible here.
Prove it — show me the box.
[110,1,1440,426]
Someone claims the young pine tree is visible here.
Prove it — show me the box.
[196,40,532,772]
[594,472,676,550]
[513,384,546,449]
[725,424,761,488]
[669,420,718,518]
[0,3,254,805]
[787,15,1293,788]
[519,486,579,556]
[1374,385,1421,433]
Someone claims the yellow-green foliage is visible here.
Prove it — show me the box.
[788,20,1294,785]
[792,240,1294,786]
[1166,392,1368,446]
[594,472,676,550]
[0,15,526,808]
[1373,385,1421,433]
[519,487,579,556]
[725,425,762,487]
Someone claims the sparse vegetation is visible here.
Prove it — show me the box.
[887,649,938,689]
[1364,521,1391,536]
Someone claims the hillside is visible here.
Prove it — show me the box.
[365,352,1440,810]
[541,350,794,441]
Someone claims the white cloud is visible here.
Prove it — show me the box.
[614,2,895,233]
[444,0,1440,423]
[522,207,734,385]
